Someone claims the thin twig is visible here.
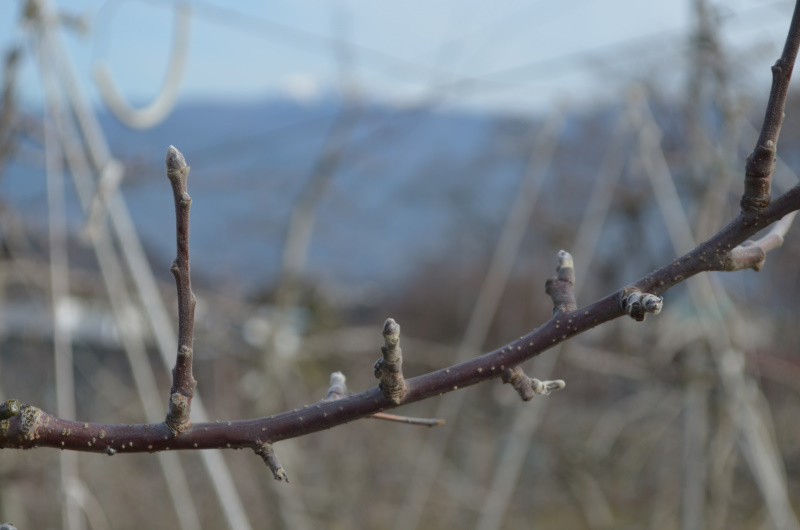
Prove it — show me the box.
[741,0,800,211]
[40,38,203,530]
[254,442,289,482]
[0,47,21,165]
[370,413,445,427]
[165,146,197,434]
[40,7,252,526]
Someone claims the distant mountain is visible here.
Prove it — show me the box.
[2,97,538,293]
[4,93,793,311]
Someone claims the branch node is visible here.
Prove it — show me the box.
[621,288,663,321]
[374,318,407,404]
[18,404,42,441]
[254,442,289,482]
[545,249,577,314]
[501,366,566,401]
[742,142,776,211]
[165,393,192,434]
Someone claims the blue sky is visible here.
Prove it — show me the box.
[0,0,795,115]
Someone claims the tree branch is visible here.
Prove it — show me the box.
[165,145,196,434]
[741,0,800,211]
[4,4,800,476]
[3,183,800,457]
[0,168,800,462]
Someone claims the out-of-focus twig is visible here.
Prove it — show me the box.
[38,2,253,525]
[638,94,800,530]
[0,47,21,171]
[476,107,634,530]
[397,107,565,530]
[37,27,203,530]
[38,33,84,530]
[92,3,190,129]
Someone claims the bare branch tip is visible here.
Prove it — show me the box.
[330,371,346,387]
[557,249,574,269]
[382,317,400,339]
[166,145,187,172]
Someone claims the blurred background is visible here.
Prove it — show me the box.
[1,0,800,529]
